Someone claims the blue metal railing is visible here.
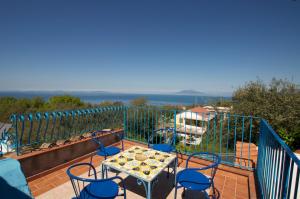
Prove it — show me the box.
[6,105,300,197]
[123,106,260,170]
[257,120,300,199]
[9,106,126,155]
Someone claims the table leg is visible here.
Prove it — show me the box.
[174,158,177,183]
[101,164,105,179]
[174,158,178,199]
[137,179,152,199]
[147,181,151,199]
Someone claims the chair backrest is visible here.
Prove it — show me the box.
[166,127,176,145]
[149,127,176,145]
[0,158,32,199]
[187,152,221,181]
[66,163,98,198]
[91,132,105,152]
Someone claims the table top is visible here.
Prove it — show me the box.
[102,146,176,182]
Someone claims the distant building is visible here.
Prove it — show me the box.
[175,106,231,145]
[176,106,215,136]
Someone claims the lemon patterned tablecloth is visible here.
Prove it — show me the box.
[102,146,176,182]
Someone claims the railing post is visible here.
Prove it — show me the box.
[281,153,291,199]
[256,119,265,198]
[173,110,177,145]
[123,107,127,139]
[10,114,19,155]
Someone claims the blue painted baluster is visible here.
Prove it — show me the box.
[50,112,57,141]
[134,108,136,140]
[91,109,96,131]
[147,107,150,143]
[143,108,146,143]
[27,114,33,145]
[71,111,76,137]
[83,110,88,133]
[212,111,217,154]
[35,113,42,144]
[293,168,299,199]
[189,110,192,152]
[184,111,187,153]
[173,110,177,147]
[195,112,198,152]
[219,112,223,158]
[200,112,204,152]
[128,107,131,139]
[43,113,49,142]
[64,111,70,138]
[87,109,91,131]
[137,107,140,141]
[96,108,102,131]
[206,112,211,153]
[282,152,291,199]
[76,110,82,134]
[97,108,102,130]
[248,116,253,169]
[233,115,238,166]
[140,107,143,142]
[57,112,63,139]
[123,107,127,138]
[155,109,158,144]
[10,115,18,155]
[89,109,93,131]
[19,115,25,150]
[226,113,231,162]
[240,115,245,167]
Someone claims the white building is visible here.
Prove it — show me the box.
[175,106,231,145]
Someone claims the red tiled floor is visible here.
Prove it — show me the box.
[28,140,256,198]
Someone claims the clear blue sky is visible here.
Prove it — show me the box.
[0,0,299,94]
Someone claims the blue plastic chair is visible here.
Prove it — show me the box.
[67,163,126,199]
[148,128,177,177]
[0,158,33,199]
[89,131,124,176]
[175,152,221,199]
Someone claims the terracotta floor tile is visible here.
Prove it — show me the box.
[28,140,253,198]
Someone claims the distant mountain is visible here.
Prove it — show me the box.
[174,90,205,96]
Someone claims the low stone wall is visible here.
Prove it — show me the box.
[15,130,123,178]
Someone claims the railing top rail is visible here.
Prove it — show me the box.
[262,119,300,166]
[127,106,261,118]
[9,105,126,119]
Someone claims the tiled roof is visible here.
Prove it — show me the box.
[189,106,210,113]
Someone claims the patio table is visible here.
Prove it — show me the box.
[102,146,177,199]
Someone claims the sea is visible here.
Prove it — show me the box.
[0,91,231,106]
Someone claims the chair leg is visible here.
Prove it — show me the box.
[182,188,186,197]
[121,140,124,151]
[88,155,93,176]
[212,182,216,199]
[167,165,170,178]
[123,187,126,199]
[174,185,178,199]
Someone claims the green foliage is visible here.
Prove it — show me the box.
[47,95,84,110]
[99,101,124,107]
[130,97,148,106]
[232,78,300,150]
[0,95,87,122]
[214,99,233,107]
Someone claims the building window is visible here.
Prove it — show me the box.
[185,119,206,127]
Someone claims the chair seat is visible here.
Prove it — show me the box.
[177,169,211,191]
[80,180,119,199]
[97,146,120,157]
[152,144,173,153]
